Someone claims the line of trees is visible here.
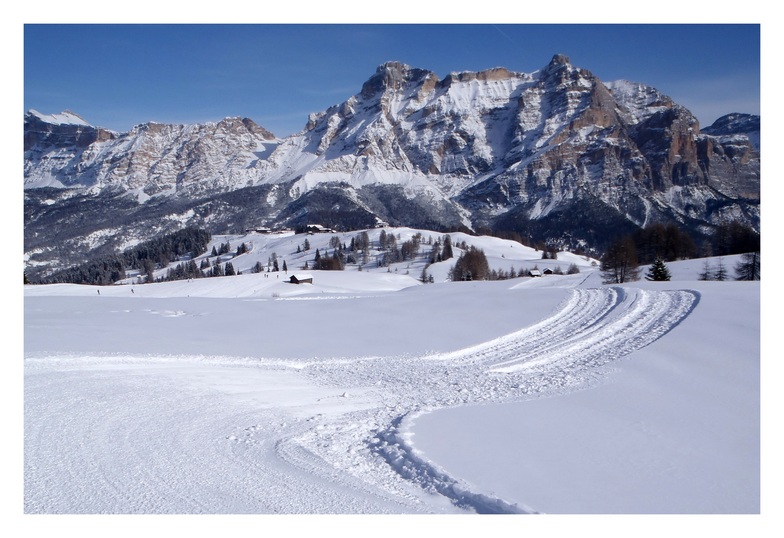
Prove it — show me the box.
[633,223,697,264]
[312,247,345,270]
[602,221,760,283]
[376,231,425,267]
[449,246,490,281]
[697,253,760,281]
[40,228,212,285]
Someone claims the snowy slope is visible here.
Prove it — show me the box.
[109,227,598,290]
[22,240,764,534]
[406,275,759,514]
[27,109,92,126]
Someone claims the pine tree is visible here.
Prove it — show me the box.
[645,258,671,281]
[442,235,453,260]
[714,258,728,281]
[698,259,713,281]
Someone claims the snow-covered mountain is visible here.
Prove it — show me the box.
[24,55,760,279]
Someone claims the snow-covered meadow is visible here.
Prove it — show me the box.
[20,228,768,534]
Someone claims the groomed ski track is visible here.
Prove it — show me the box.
[24,286,699,514]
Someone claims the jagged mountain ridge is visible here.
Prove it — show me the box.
[24,54,760,279]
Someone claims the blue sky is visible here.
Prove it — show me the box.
[24,23,760,138]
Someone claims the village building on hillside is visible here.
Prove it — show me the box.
[289,273,313,284]
[305,224,334,234]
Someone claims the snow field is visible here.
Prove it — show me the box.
[21,232,763,528]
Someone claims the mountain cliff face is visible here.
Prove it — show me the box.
[24,55,760,279]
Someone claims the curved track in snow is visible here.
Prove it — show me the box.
[25,286,699,514]
[282,287,699,513]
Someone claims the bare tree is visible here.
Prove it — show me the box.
[735,251,760,281]
[600,236,641,284]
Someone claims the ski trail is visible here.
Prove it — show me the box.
[25,286,700,514]
[273,286,700,513]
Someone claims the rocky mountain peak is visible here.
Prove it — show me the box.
[360,61,435,98]
[703,113,760,136]
[549,53,571,66]
[24,109,116,151]
[216,116,276,140]
[23,56,760,280]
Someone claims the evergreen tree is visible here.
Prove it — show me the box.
[187,259,200,278]
[225,262,236,276]
[142,258,155,283]
[645,258,672,281]
[699,259,713,281]
[714,258,728,281]
[442,235,454,260]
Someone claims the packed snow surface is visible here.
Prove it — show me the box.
[23,231,761,528]
[27,108,92,126]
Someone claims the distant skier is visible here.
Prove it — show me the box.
[97,289,100,295]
